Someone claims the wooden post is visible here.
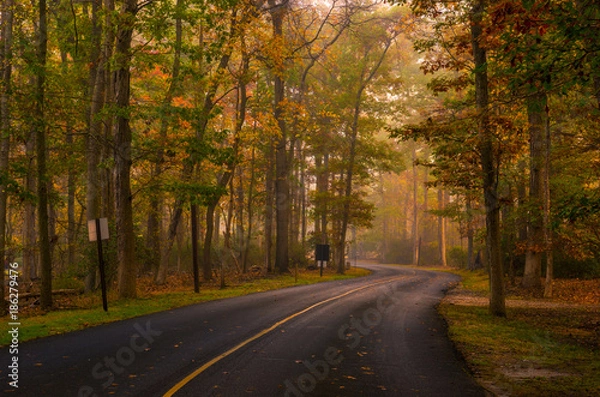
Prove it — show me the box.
[95,219,108,312]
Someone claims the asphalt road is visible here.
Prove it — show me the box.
[0,264,485,397]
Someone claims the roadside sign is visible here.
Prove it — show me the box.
[316,244,330,261]
[316,244,330,277]
[88,218,109,241]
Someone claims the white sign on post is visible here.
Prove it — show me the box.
[88,218,109,241]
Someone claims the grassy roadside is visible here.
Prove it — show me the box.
[438,269,600,396]
[1,267,370,346]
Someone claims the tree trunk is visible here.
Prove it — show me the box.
[36,0,52,310]
[299,146,308,250]
[543,101,553,298]
[336,36,395,273]
[268,0,290,274]
[471,0,506,316]
[57,4,78,273]
[156,186,185,284]
[337,102,362,274]
[201,65,247,279]
[203,202,217,281]
[66,124,76,269]
[466,197,474,269]
[523,91,547,290]
[146,0,183,275]
[243,147,256,273]
[23,174,36,282]
[0,0,14,314]
[412,143,420,265]
[47,181,58,265]
[113,0,138,299]
[264,137,274,272]
[236,166,246,272]
[516,158,528,261]
[273,80,290,273]
[100,0,115,222]
[156,14,235,282]
[84,0,109,292]
[438,189,447,267]
[191,204,199,292]
[314,152,329,246]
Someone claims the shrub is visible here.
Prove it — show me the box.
[448,246,468,269]
[552,250,600,279]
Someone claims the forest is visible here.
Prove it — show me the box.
[1,0,600,318]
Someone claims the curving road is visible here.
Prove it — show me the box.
[0,264,485,397]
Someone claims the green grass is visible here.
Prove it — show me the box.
[440,270,600,396]
[0,267,370,346]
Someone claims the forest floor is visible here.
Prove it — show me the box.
[438,269,600,396]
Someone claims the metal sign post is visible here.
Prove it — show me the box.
[88,218,109,312]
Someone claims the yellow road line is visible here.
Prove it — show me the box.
[163,276,403,396]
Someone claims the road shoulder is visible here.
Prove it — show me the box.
[439,275,600,396]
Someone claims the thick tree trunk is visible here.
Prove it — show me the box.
[36,0,52,310]
[269,0,290,273]
[471,0,506,316]
[0,0,14,314]
[523,91,547,290]
[113,0,138,299]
